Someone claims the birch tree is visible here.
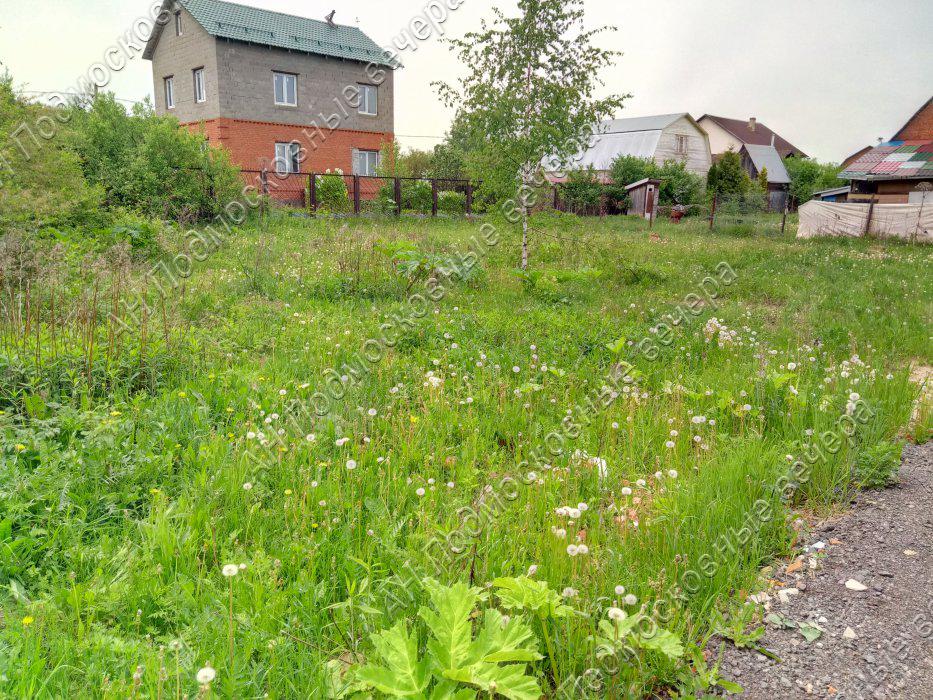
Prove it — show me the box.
[436,0,626,269]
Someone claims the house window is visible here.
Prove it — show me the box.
[357,84,377,116]
[354,149,380,176]
[675,135,688,155]
[274,142,301,175]
[273,72,297,106]
[174,11,183,36]
[193,68,206,103]
[164,77,175,109]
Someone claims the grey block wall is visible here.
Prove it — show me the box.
[149,6,394,135]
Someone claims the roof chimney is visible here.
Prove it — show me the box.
[748,117,757,132]
[771,133,776,147]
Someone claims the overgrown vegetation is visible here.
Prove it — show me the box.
[1,207,929,697]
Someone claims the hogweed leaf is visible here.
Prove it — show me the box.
[356,620,431,697]
[492,576,573,618]
[420,578,481,671]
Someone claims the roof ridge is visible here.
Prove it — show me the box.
[181,0,360,33]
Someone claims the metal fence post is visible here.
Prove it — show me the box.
[394,177,402,216]
[465,183,473,216]
[353,175,361,215]
[308,173,314,215]
[863,196,877,237]
[431,179,438,217]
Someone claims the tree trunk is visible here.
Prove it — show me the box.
[520,202,529,270]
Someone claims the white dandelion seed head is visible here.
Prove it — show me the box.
[607,607,626,621]
[614,585,626,596]
[222,564,238,577]
[196,666,217,684]
[623,594,638,606]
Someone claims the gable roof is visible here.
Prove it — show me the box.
[741,144,791,184]
[599,113,688,134]
[144,0,395,67]
[892,97,932,141]
[699,114,807,159]
[839,140,933,181]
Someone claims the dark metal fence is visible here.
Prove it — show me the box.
[246,169,477,217]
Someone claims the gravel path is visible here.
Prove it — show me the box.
[718,441,933,699]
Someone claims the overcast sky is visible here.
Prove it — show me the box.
[1,0,930,161]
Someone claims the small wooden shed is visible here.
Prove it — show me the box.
[626,178,661,220]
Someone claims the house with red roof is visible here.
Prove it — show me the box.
[840,97,933,204]
[697,115,808,160]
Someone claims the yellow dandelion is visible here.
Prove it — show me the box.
[15,444,26,452]
[410,415,420,424]
[177,391,187,398]
[110,410,122,417]
[150,488,161,495]
[22,616,34,627]
[284,489,293,496]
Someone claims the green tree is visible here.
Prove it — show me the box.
[707,149,751,199]
[784,157,844,204]
[757,166,769,191]
[436,0,627,269]
[609,155,656,187]
[401,148,434,179]
[0,73,99,232]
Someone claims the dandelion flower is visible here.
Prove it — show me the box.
[196,666,217,685]
[623,594,638,606]
[346,459,357,471]
[527,564,538,576]
[336,438,350,447]
[665,440,675,449]
[621,487,632,496]
[561,587,578,598]
[614,585,626,596]
[577,544,589,555]
[242,482,253,491]
[668,469,678,479]
[566,544,579,557]
[22,616,34,627]
[416,487,426,497]
[222,564,239,577]
[15,444,26,452]
[607,607,625,621]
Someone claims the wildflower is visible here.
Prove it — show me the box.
[512,366,520,373]
[611,421,619,430]
[668,470,678,479]
[14,444,26,452]
[346,459,357,471]
[196,666,217,685]
[787,362,797,371]
[561,587,578,598]
[552,527,567,539]
[416,487,426,497]
[621,487,632,496]
[577,544,589,555]
[568,508,582,519]
[527,564,538,577]
[336,438,350,447]
[178,392,187,398]
[246,431,257,440]
[578,502,588,511]
[447,481,455,489]
[243,482,253,491]
[222,564,239,577]
[623,594,638,606]
[367,408,377,417]
[607,607,626,621]
[22,616,34,627]
[284,489,293,496]
[614,585,626,596]
[566,544,579,557]
[636,479,646,488]
[306,434,316,442]
[665,440,675,449]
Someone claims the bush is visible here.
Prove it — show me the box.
[438,190,466,215]
[562,167,603,213]
[402,180,434,213]
[316,171,350,212]
[607,155,704,207]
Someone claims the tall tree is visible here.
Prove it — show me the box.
[436,0,626,269]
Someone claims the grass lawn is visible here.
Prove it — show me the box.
[1,211,930,698]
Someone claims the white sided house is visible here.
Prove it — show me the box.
[547,113,712,182]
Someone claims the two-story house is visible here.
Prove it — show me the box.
[143,0,395,185]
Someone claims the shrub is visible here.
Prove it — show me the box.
[316,171,350,212]
[438,190,466,215]
[562,167,603,213]
[403,180,434,213]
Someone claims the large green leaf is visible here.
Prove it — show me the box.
[420,578,482,671]
[470,610,542,664]
[356,620,432,697]
[443,662,542,700]
[492,576,573,618]
[638,627,684,660]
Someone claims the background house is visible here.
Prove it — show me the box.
[548,113,712,182]
[739,143,791,210]
[697,115,807,160]
[144,0,395,189]
[840,97,933,203]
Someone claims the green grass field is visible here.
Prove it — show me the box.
[1,211,930,698]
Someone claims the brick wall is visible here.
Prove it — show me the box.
[894,100,933,141]
[185,117,391,172]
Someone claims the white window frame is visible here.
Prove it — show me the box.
[174,11,183,36]
[353,149,380,176]
[273,72,297,107]
[357,84,377,116]
[193,68,206,104]
[275,142,301,175]
[164,76,175,109]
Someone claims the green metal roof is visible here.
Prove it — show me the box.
[175,0,396,67]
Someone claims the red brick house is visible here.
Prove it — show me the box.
[143,0,395,193]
